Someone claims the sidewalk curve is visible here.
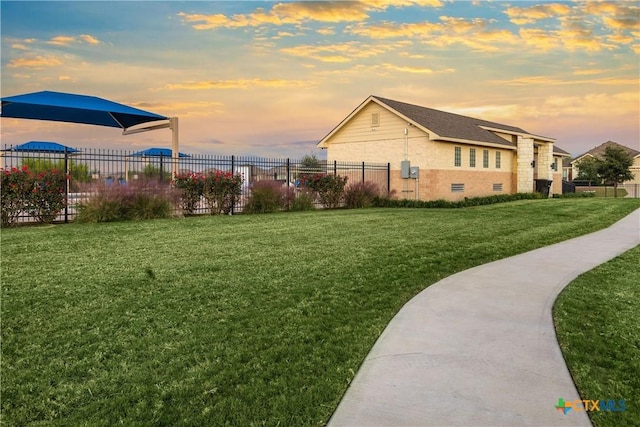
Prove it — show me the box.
[329,208,640,427]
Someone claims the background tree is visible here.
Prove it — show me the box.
[596,146,634,198]
[574,156,602,185]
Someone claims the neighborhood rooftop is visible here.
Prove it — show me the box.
[575,140,640,160]
[371,96,554,147]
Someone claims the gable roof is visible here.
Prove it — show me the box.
[373,96,530,147]
[553,145,571,156]
[573,141,640,164]
[318,95,555,149]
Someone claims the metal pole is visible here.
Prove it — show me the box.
[387,163,391,195]
[231,155,235,215]
[362,161,365,183]
[170,117,179,178]
[64,147,69,223]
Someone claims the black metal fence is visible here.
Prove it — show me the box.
[1,145,390,222]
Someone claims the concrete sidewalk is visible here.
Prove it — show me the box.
[329,209,640,427]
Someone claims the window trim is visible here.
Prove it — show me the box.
[454,146,462,167]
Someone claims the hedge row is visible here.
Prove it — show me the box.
[372,192,545,209]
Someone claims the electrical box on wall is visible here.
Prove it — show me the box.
[401,160,411,178]
[410,166,419,179]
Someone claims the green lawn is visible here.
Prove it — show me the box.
[554,245,640,427]
[2,198,639,426]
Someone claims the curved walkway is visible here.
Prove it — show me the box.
[329,208,640,427]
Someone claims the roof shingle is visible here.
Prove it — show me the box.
[372,96,537,147]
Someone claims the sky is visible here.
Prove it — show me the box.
[1,0,639,158]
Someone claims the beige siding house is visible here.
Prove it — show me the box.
[318,96,568,200]
[571,141,640,185]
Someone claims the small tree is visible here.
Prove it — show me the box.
[574,156,602,185]
[596,146,634,198]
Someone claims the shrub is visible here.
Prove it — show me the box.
[202,171,243,215]
[76,182,175,223]
[372,192,544,208]
[301,173,348,209]
[289,190,316,212]
[1,166,33,227]
[28,169,67,223]
[173,172,205,215]
[344,181,382,209]
[245,181,286,214]
[1,166,68,226]
[552,192,596,199]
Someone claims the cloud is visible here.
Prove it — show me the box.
[7,55,62,68]
[47,36,76,46]
[585,1,639,30]
[347,21,441,39]
[504,3,571,26]
[492,75,638,87]
[162,78,312,90]
[572,69,607,76]
[280,41,395,62]
[348,16,519,52]
[47,34,101,46]
[178,0,442,29]
[79,34,101,45]
[316,27,336,36]
[381,63,454,74]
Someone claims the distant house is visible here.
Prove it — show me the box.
[571,141,640,185]
[318,96,569,200]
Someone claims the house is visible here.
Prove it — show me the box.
[317,96,568,200]
[571,141,640,185]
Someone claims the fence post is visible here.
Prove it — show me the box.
[334,160,337,176]
[286,158,291,187]
[362,161,365,183]
[64,147,69,223]
[387,162,391,194]
[231,155,235,215]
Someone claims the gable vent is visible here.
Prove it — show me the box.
[371,112,380,127]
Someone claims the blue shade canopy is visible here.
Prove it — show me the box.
[3,141,79,153]
[1,91,168,130]
[130,148,189,157]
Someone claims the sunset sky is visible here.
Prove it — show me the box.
[1,0,638,158]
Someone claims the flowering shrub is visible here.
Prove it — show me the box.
[29,169,67,223]
[1,166,33,227]
[1,166,67,226]
[202,171,243,215]
[244,180,286,214]
[344,181,382,209]
[76,181,176,223]
[173,172,204,215]
[301,173,348,209]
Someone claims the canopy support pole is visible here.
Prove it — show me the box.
[170,117,179,178]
